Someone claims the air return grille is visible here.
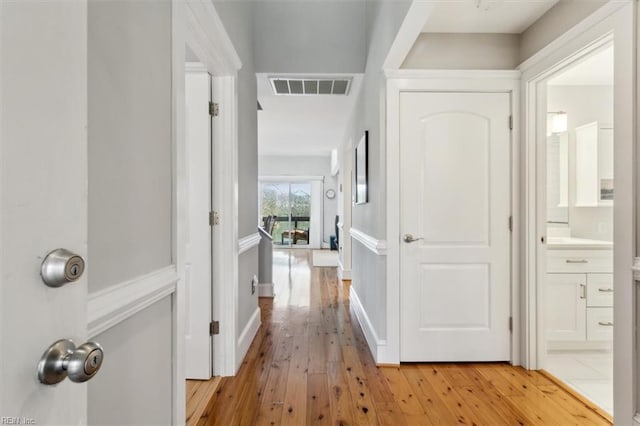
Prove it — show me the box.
[269,77,352,96]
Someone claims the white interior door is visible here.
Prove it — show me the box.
[400,91,512,362]
[185,67,213,379]
[1,0,90,422]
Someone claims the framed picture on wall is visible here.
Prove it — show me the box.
[355,130,368,204]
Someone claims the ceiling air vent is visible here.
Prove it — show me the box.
[270,77,352,96]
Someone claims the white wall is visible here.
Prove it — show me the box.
[87,0,174,422]
[88,0,172,292]
[519,0,608,63]
[402,33,520,70]
[548,85,614,241]
[343,1,411,347]
[252,2,366,73]
[259,155,338,245]
[88,297,173,425]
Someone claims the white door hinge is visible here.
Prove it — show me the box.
[509,115,513,130]
[209,102,219,117]
[508,216,513,232]
[209,211,220,226]
[509,316,513,332]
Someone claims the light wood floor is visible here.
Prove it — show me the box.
[195,250,610,425]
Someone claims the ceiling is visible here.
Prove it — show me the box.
[548,45,613,86]
[257,73,363,157]
[422,0,559,34]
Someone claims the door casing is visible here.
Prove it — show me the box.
[518,2,636,421]
[385,71,521,365]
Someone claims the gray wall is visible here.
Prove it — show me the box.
[88,0,172,291]
[87,1,173,423]
[548,85,614,241]
[259,155,338,244]
[213,2,260,347]
[402,33,520,69]
[88,297,173,426]
[519,0,608,63]
[345,1,411,342]
[252,1,366,73]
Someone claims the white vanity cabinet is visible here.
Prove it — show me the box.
[545,244,613,345]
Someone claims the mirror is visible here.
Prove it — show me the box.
[547,132,569,224]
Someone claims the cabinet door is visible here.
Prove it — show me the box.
[545,273,586,341]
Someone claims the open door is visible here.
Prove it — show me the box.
[1,1,90,422]
[185,65,214,379]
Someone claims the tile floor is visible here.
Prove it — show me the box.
[544,351,613,415]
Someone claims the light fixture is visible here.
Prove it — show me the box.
[547,111,568,136]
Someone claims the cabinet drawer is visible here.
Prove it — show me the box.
[586,274,613,307]
[586,307,613,341]
[547,250,613,273]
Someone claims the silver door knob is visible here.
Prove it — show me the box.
[37,339,104,385]
[41,248,85,287]
[403,234,424,243]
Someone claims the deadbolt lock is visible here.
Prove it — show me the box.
[41,248,85,287]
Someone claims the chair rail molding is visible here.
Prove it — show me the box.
[349,228,387,255]
[88,266,179,338]
[239,232,261,255]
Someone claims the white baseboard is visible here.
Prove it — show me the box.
[547,341,612,352]
[349,286,387,364]
[236,306,261,372]
[337,259,351,280]
[258,283,274,298]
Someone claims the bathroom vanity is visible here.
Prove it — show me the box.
[545,237,613,347]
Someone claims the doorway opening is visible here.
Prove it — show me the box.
[260,180,313,248]
[538,41,614,417]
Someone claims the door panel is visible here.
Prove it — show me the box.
[1,1,88,422]
[545,273,586,341]
[400,92,511,362]
[421,113,489,245]
[185,69,213,379]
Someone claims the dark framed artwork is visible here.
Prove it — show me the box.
[355,130,368,204]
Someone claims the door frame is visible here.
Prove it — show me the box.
[385,71,521,365]
[518,1,636,421]
[258,176,324,249]
[172,0,241,422]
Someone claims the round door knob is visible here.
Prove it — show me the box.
[37,339,104,385]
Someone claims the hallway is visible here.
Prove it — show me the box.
[198,250,610,425]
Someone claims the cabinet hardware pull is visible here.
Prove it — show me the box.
[579,284,586,299]
[598,288,614,293]
[598,321,614,327]
[566,259,588,264]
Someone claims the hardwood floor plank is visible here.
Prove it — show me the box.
[192,250,611,426]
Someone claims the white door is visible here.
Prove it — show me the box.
[400,92,512,362]
[185,67,214,379]
[1,1,90,422]
[545,273,587,341]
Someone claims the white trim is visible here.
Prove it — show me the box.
[236,307,261,371]
[349,286,389,364]
[349,228,387,255]
[258,283,274,298]
[88,266,178,338]
[517,1,627,73]
[337,258,351,280]
[385,69,521,81]
[239,232,261,255]
[383,2,435,70]
[184,61,208,73]
[259,175,325,182]
[518,3,637,421]
[184,0,241,77]
[386,72,521,366]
